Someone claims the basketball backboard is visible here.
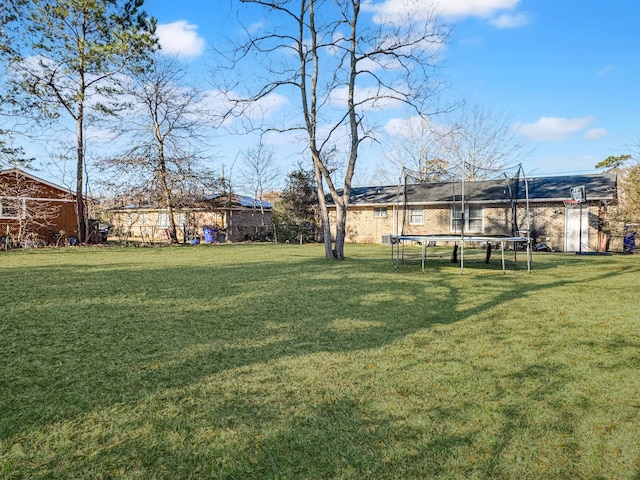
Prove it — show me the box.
[570,185,586,203]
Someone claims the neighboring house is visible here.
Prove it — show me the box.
[330,173,617,252]
[0,168,78,245]
[108,194,274,243]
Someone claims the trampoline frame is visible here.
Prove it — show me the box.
[391,234,531,274]
[392,163,532,274]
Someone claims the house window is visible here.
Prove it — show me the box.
[409,207,423,225]
[0,198,23,219]
[373,207,388,218]
[451,205,484,233]
[157,212,169,228]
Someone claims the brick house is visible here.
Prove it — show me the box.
[331,173,617,252]
[107,194,273,243]
[0,168,78,245]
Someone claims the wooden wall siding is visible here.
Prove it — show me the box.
[48,201,78,238]
[1,171,78,242]
[0,200,78,241]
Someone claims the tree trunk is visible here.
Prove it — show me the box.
[166,203,179,243]
[333,202,347,260]
[313,157,335,259]
[157,136,178,243]
[76,97,86,243]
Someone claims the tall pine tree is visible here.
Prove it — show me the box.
[7,0,157,241]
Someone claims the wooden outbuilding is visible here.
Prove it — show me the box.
[0,169,78,246]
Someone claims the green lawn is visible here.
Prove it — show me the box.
[1,244,639,479]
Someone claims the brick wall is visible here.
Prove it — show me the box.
[330,200,611,252]
[526,204,564,250]
[343,206,394,243]
[110,208,272,243]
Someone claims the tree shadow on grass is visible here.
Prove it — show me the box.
[1,249,639,478]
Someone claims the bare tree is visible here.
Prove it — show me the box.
[0,170,62,247]
[101,57,218,243]
[381,116,455,183]
[596,154,640,233]
[239,142,280,225]
[623,162,640,226]
[445,104,529,181]
[222,0,449,259]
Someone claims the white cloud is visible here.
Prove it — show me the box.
[384,117,419,137]
[357,55,406,73]
[156,21,205,58]
[515,116,596,142]
[584,128,608,141]
[85,126,120,144]
[364,0,521,22]
[384,116,449,137]
[489,12,530,28]
[247,93,290,119]
[434,0,520,18]
[328,85,406,111]
[246,20,267,34]
[202,89,290,127]
[597,64,616,76]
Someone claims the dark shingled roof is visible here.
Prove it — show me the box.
[339,173,617,205]
[525,174,616,201]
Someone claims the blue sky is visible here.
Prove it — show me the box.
[10,0,638,189]
[142,0,639,185]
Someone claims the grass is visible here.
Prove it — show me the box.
[0,243,639,479]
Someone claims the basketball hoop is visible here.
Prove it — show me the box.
[563,199,581,209]
[570,185,586,203]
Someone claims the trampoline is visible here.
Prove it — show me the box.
[391,234,531,273]
[391,163,532,274]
